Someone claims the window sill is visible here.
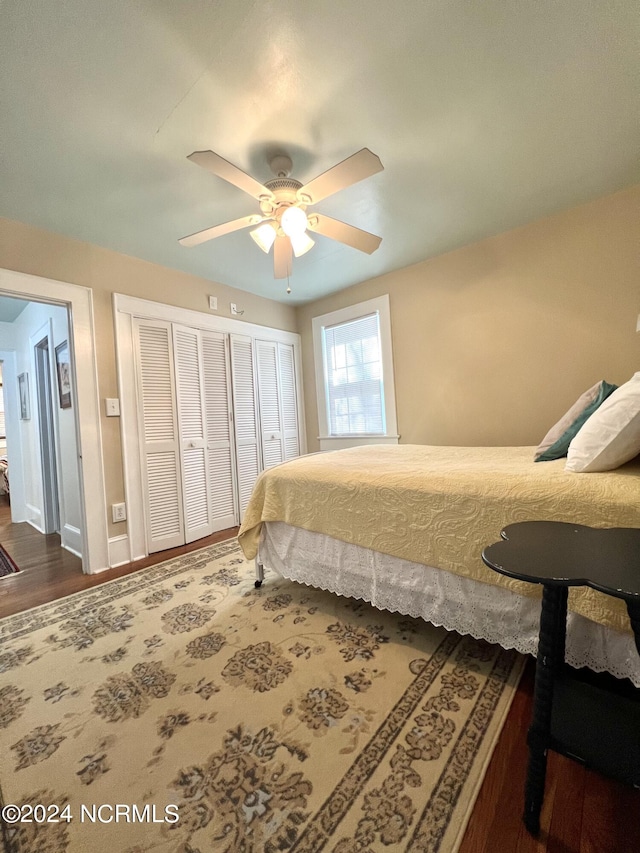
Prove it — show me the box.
[318,435,400,452]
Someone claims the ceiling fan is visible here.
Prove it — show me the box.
[179,148,384,278]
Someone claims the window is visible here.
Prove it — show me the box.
[312,295,398,450]
[324,313,384,435]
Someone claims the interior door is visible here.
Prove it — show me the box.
[230,334,262,518]
[173,325,213,543]
[201,331,238,531]
[134,319,185,553]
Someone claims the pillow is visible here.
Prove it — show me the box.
[534,380,617,461]
[566,372,640,472]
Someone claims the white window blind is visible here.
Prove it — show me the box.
[323,312,385,436]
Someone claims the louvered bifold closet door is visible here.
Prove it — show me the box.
[173,325,213,543]
[256,340,285,469]
[201,331,238,531]
[133,319,185,553]
[230,335,262,518]
[278,343,300,461]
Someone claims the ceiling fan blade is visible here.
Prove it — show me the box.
[187,150,275,202]
[307,214,382,254]
[179,214,264,248]
[273,236,293,279]
[297,148,383,205]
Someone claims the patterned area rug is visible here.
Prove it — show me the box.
[0,540,524,853]
[0,543,19,578]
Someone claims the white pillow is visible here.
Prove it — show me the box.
[565,372,640,472]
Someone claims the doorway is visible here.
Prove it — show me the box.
[0,268,109,572]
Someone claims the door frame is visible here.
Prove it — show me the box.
[0,268,109,572]
[33,327,61,534]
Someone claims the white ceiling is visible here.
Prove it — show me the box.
[1,1,638,304]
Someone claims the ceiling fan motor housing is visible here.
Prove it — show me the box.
[260,178,304,218]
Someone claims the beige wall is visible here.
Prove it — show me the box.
[2,184,638,538]
[0,218,297,536]
[297,185,640,452]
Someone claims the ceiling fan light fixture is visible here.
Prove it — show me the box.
[250,222,277,253]
[180,147,383,273]
[281,205,308,238]
[290,230,315,258]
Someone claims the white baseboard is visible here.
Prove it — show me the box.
[61,523,82,558]
[26,504,43,532]
[108,534,131,568]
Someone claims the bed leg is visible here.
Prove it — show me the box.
[254,559,265,588]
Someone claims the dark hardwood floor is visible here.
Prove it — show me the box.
[0,494,638,852]
[0,495,239,618]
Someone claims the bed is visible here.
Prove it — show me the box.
[238,445,640,685]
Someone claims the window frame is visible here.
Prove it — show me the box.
[312,295,399,451]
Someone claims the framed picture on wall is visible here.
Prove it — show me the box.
[18,372,30,420]
[55,341,72,409]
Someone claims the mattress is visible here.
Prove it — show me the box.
[239,445,640,634]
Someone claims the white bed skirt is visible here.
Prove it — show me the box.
[258,521,640,686]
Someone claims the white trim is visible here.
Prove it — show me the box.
[61,523,82,557]
[292,340,307,461]
[108,534,131,568]
[26,504,43,531]
[319,435,400,452]
[113,309,147,564]
[114,294,300,346]
[312,294,398,445]
[0,267,109,573]
[29,320,58,535]
[113,292,306,562]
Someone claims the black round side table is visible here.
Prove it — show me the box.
[482,521,640,836]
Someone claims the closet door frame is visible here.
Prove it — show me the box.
[114,293,305,563]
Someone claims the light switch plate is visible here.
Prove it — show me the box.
[209,296,218,311]
[105,398,120,417]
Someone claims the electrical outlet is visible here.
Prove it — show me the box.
[209,296,218,311]
[112,503,127,523]
[230,302,237,314]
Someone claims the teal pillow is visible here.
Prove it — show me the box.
[535,380,617,462]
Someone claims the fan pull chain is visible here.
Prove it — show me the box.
[286,270,291,295]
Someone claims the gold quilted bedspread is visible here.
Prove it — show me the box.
[239,445,640,634]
